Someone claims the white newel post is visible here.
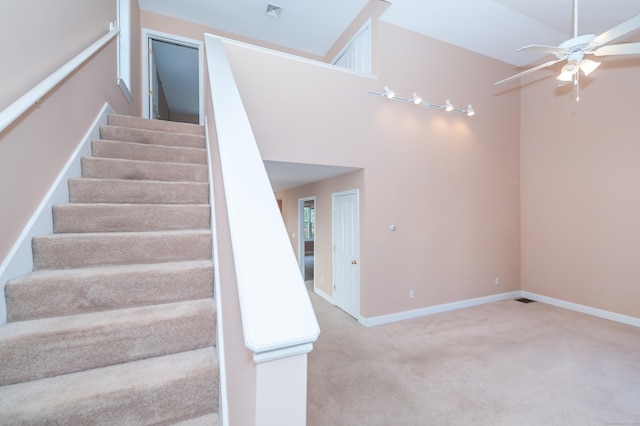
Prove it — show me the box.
[255,353,309,426]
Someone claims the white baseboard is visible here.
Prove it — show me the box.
[0,103,113,324]
[314,287,334,305]
[521,291,640,328]
[359,291,522,327]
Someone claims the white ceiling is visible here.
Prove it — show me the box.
[140,0,640,67]
[138,0,640,191]
[264,162,361,192]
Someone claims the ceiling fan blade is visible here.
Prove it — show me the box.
[518,44,566,55]
[590,14,640,47]
[495,58,563,85]
[592,42,640,57]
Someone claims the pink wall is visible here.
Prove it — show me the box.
[228,21,521,318]
[1,0,116,110]
[0,0,141,264]
[520,57,640,318]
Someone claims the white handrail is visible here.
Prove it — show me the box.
[204,33,320,362]
[0,26,120,134]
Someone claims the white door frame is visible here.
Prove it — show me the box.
[332,189,360,319]
[298,196,316,280]
[141,28,204,124]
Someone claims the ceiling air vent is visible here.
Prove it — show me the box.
[265,3,284,18]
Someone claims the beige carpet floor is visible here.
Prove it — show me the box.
[307,291,640,425]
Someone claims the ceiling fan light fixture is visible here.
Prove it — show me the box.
[557,60,580,81]
[557,70,575,82]
[579,58,601,76]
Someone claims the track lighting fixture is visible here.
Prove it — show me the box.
[367,88,476,117]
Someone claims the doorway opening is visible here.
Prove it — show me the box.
[141,29,204,124]
[298,197,316,286]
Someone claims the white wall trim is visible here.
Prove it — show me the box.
[359,291,521,327]
[253,342,314,364]
[205,116,229,426]
[217,35,379,80]
[314,287,334,305]
[141,28,205,124]
[521,291,640,328]
[0,103,113,324]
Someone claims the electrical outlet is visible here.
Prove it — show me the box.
[409,290,414,298]
[495,277,500,285]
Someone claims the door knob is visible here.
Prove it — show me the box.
[351,260,358,265]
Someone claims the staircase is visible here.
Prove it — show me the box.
[0,115,219,424]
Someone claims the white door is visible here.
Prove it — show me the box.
[333,190,360,319]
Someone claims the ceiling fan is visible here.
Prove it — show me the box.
[495,0,640,98]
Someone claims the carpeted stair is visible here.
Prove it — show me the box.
[0,115,219,425]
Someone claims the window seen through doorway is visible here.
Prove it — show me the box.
[304,204,315,240]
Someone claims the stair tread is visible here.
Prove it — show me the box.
[91,139,207,165]
[37,228,212,239]
[82,156,208,169]
[68,178,209,205]
[0,298,215,339]
[6,260,214,321]
[9,259,214,282]
[108,115,205,136]
[32,229,212,270]
[70,177,209,185]
[53,203,211,232]
[81,157,208,183]
[100,125,206,149]
[0,299,216,385]
[0,347,218,424]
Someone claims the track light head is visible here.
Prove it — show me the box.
[466,105,475,117]
[383,86,395,99]
[411,92,422,105]
[444,99,454,112]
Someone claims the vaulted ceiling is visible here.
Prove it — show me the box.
[139,0,640,67]
[138,0,640,191]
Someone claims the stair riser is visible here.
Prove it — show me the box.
[68,179,209,204]
[108,115,205,136]
[6,262,214,321]
[53,204,211,233]
[33,231,212,270]
[0,348,219,425]
[81,157,208,182]
[0,301,216,386]
[92,140,207,165]
[100,126,206,149]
